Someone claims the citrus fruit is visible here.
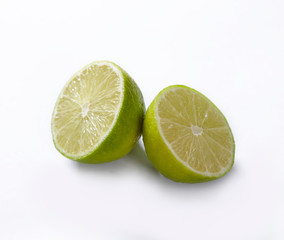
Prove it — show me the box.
[51,61,145,163]
[143,85,235,183]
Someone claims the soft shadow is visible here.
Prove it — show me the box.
[124,140,158,175]
[71,140,158,176]
[72,140,239,191]
[155,161,240,193]
[127,141,240,191]
[72,152,131,175]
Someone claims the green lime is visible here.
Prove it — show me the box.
[143,85,235,183]
[51,61,145,163]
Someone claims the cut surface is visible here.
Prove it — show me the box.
[52,62,123,158]
[156,87,234,177]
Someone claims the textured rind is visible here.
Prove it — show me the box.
[52,61,145,163]
[142,85,235,183]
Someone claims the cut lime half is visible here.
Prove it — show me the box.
[51,61,145,163]
[143,85,235,182]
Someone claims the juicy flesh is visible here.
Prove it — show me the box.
[157,88,234,175]
[52,64,121,157]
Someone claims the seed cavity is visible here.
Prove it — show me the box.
[81,102,90,118]
[191,125,203,136]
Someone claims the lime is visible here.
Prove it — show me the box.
[51,61,145,163]
[143,85,235,183]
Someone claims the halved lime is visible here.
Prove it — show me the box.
[143,85,235,182]
[51,61,145,163]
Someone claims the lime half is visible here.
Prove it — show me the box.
[51,61,145,163]
[143,85,235,183]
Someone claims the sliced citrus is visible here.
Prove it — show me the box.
[143,85,235,182]
[51,61,145,163]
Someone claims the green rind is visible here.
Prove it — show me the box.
[52,61,145,163]
[142,85,235,183]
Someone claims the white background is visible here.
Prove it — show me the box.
[0,0,284,239]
